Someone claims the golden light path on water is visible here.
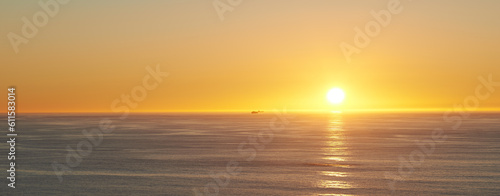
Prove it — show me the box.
[317,112,354,192]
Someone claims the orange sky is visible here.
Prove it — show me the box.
[1,0,499,113]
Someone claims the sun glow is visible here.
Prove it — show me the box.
[327,88,345,104]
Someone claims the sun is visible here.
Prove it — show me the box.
[327,88,345,104]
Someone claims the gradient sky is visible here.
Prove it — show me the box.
[1,0,499,113]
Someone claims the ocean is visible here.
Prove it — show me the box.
[2,112,500,195]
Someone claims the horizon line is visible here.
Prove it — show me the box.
[7,107,500,114]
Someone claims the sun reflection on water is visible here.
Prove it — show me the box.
[321,171,347,177]
[318,180,353,189]
[318,113,354,192]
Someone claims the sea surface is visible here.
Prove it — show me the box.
[1,112,500,195]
